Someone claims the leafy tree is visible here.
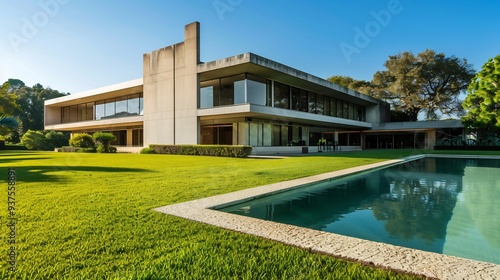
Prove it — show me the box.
[12,83,68,132]
[21,130,49,150]
[371,49,475,121]
[69,133,94,148]
[327,75,373,95]
[93,132,116,153]
[462,54,500,134]
[0,82,19,117]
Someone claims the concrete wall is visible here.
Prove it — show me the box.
[44,106,61,126]
[143,22,200,146]
[366,100,391,124]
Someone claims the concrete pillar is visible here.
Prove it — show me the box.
[126,129,133,146]
[426,129,436,150]
[142,22,200,146]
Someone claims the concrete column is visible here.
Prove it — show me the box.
[126,129,133,146]
[426,129,436,150]
[174,22,200,144]
[142,22,200,146]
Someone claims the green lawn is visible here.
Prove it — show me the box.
[3,149,489,279]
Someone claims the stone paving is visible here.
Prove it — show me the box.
[154,155,500,279]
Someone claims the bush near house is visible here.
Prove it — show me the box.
[150,144,252,158]
[69,133,94,148]
[93,132,117,153]
[20,130,68,150]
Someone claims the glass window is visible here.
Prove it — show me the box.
[220,75,245,106]
[127,95,140,116]
[86,102,94,120]
[343,101,349,119]
[105,99,115,119]
[330,98,336,117]
[61,107,70,123]
[324,96,330,116]
[79,104,87,120]
[234,80,246,104]
[308,92,316,113]
[95,101,105,120]
[316,94,324,115]
[139,94,144,115]
[337,100,343,118]
[247,78,267,105]
[273,82,290,109]
[69,105,78,122]
[200,79,219,108]
[267,80,273,107]
[291,87,308,112]
[116,97,128,117]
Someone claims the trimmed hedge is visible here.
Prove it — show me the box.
[435,145,500,151]
[150,145,252,158]
[61,146,97,153]
[1,144,28,150]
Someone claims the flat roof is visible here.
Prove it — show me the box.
[198,53,380,106]
[45,78,143,107]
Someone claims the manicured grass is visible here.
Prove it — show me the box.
[0,149,469,279]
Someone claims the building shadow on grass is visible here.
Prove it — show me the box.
[7,165,152,183]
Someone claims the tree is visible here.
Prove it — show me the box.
[327,75,374,95]
[371,49,475,121]
[93,132,116,153]
[21,130,49,150]
[462,54,500,134]
[12,83,68,132]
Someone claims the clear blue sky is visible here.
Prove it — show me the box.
[1,0,499,94]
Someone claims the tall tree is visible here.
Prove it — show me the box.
[9,81,68,132]
[462,54,500,133]
[372,49,475,121]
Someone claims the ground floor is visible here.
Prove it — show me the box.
[65,118,465,153]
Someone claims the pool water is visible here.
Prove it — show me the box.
[221,157,500,264]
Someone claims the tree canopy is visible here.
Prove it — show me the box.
[372,50,475,121]
[0,79,69,136]
[462,54,500,133]
[329,50,476,121]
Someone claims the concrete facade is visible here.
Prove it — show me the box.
[44,22,464,152]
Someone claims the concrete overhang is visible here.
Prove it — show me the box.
[44,116,144,131]
[198,53,378,106]
[198,104,372,129]
[45,78,144,107]
[369,119,464,132]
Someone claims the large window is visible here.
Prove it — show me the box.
[291,88,308,112]
[247,75,267,106]
[61,93,143,123]
[273,82,290,109]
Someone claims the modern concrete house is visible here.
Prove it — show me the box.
[44,22,464,153]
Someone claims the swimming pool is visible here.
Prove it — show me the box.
[220,157,500,264]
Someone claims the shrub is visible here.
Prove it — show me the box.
[93,132,116,153]
[150,145,252,158]
[108,146,117,153]
[140,147,156,154]
[0,140,5,150]
[69,134,94,148]
[21,130,50,150]
[61,146,96,153]
[45,131,69,149]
